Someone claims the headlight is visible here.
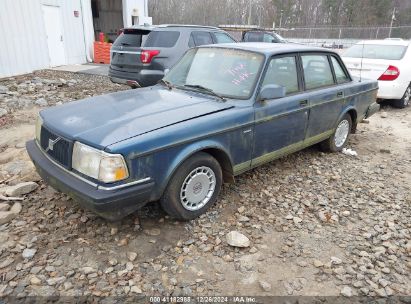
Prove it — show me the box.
[72,142,129,183]
[35,115,43,143]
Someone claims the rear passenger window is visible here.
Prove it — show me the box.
[302,55,334,90]
[331,56,350,83]
[214,33,236,44]
[191,31,213,46]
[145,31,180,48]
[262,56,299,95]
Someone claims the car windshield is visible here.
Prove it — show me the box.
[344,44,408,60]
[163,48,264,99]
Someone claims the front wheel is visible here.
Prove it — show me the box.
[320,114,352,152]
[160,152,222,220]
[391,84,410,109]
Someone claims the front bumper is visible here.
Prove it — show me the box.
[108,67,164,87]
[26,140,154,221]
[377,80,409,100]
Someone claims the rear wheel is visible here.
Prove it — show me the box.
[320,114,352,152]
[391,84,410,109]
[160,152,222,220]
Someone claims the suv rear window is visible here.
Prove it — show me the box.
[344,44,408,60]
[113,29,150,47]
[145,31,180,48]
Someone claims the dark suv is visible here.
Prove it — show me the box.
[243,30,287,43]
[109,25,237,87]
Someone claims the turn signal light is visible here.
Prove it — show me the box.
[378,65,400,81]
[140,50,160,64]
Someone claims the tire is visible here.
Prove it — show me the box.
[320,114,352,152]
[391,84,410,109]
[160,152,222,220]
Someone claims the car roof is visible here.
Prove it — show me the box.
[355,39,410,46]
[124,24,221,31]
[199,42,338,56]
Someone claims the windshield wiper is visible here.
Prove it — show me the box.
[183,84,226,101]
[120,42,132,46]
[158,79,173,90]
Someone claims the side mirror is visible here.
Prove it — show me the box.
[259,85,286,101]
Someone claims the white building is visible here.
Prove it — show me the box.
[0,0,152,78]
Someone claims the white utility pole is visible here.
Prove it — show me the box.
[389,7,396,38]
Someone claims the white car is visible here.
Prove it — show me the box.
[342,39,411,108]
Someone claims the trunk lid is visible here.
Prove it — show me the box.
[110,28,151,73]
[343,57,393,80]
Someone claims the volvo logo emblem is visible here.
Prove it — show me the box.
[46,137,61,152]
[193,182,203,194]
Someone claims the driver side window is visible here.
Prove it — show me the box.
[262,56,299,95]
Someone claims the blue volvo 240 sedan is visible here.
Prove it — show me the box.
[26,43,379,221]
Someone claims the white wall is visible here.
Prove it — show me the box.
[122,0,152,27]
[0,0,93,78]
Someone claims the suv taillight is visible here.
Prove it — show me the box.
[378,65,400,81]
[140,50,160,64]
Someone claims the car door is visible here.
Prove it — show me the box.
[252,54,309,167]
[301,53,346,140]
[189,31,214,47]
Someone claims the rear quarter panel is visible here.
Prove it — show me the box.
[342,79,378,123]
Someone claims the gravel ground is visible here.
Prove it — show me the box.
[0,71,410,299]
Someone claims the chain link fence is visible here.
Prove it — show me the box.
[278,25,411,49]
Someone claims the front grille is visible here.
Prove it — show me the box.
[40,127,72,168]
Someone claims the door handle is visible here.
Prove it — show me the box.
[337,91,344,98]
[299,100,308,106]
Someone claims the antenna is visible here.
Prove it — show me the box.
[359,42,365,83]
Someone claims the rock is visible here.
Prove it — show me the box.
[313,260,323,267]
[331,256,342,265]
[144,228,161,236]
[127,252,137,262]
[63,282,73,291]
[130,286,142,294]
[5,182,38,197]
[30,276,41,285]
[0,85,9,94]
[110,227,118,235]
[237,206,246,213]
[375,288,387,297]
[297,261,308,267]
[226,231,250,248]
[10,203,22,214]
[380,112,388,118]
[0,203,10,212]
[47,276,66,286]
[34,98,48,107]
[0,257,14,269]
[22,248,37,259]
[81,266,96,275]
[293,217,302,224]
[0,108,7,118]
[340,286,353,297]
[259,280,272,292]
[0,211,16,225]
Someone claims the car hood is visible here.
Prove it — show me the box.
[40,87,233,149]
